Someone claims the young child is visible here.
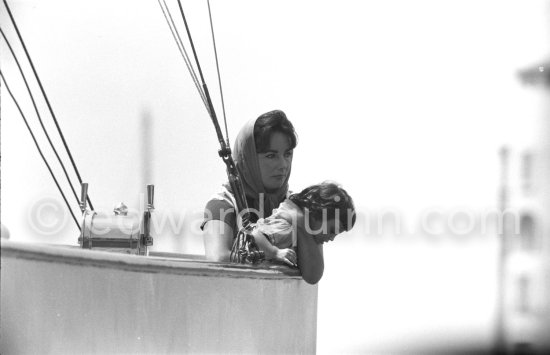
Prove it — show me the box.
[251,181,356,268]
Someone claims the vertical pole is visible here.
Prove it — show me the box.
[495,146,509,354]
[80,183,89,213]
[140,112,155,254]
[141,110,153,192]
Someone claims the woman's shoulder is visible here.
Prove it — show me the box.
[204,198,234,214]
[204,185,237,211]
[202,186,238,230]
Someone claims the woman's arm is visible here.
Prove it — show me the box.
[203,220,233,262]
[296,229,324,284]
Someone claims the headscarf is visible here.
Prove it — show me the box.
[225,118,291,217]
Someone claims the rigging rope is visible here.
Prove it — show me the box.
[157,0,210,113]
[206,0,229,145]
[3,0,94,210]
[173,0,264,264]
[0,27,81,208]
[176,0,208,92]
[176,0,225,147]
[1,70,81,231]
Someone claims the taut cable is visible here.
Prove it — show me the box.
[0,27,80,208]
[176,0,225,148]
[1,70,81,231]
[3,0,94,210]
[173,1,263,264]
[207,0,229,145]
[158,0,209,112]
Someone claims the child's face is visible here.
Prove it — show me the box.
[311,218,343,245]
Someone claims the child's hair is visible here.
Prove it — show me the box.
[289,181,356,232]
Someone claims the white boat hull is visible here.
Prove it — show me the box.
[1,240,318,354]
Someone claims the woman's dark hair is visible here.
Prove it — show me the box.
[289,181,356,232]
[254,110,298,153]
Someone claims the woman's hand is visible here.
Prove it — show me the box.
[274,248,297,267]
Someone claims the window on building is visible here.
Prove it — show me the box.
[519,214,537,251]
[516,274,531,314]
[521,152,533,194]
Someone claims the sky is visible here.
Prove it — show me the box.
[1,0,549,353]
[1,0,548,240]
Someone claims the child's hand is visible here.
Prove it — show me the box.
[275,248,298,267]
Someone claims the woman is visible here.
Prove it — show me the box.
[202,110,324,284]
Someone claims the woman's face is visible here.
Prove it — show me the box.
[257,131,293,191]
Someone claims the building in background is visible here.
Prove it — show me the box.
[498,58,550,354]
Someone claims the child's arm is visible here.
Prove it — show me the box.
[251,229,297,267]
[296,229,324,284]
